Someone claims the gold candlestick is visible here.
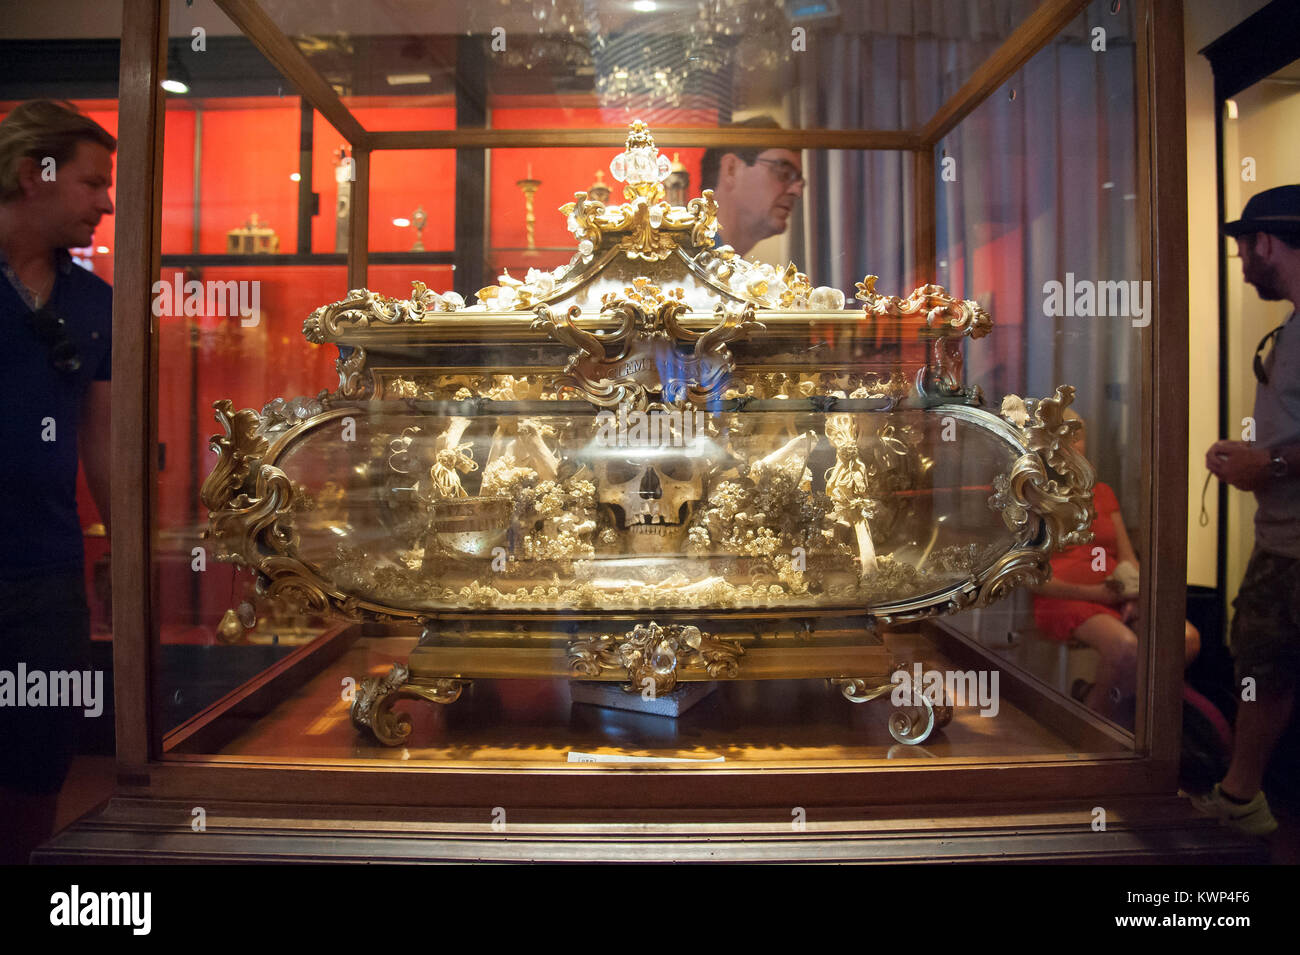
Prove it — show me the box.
[411,205,426,251]
[516,177,541,252]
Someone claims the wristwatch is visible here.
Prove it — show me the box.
[1269,451,1288,478]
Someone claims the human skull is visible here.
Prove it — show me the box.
[595,451,706,546]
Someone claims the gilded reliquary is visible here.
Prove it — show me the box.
[201,122,1094,747]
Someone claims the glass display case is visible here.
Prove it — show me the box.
[201,119,1095,751]
[41,0,1257,862]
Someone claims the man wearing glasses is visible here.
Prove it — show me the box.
[1198,184,1300,837]
[0,100,114,863]
[699,115,804,258]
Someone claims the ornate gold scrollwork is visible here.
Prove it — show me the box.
[856,274,992,399]
[556,121,720,263]
[568,622,744,697]
[829,677,894,703]
[832,662,954,746]
[260,394,329,433]
[349,663,469,746]
[855,274,992,338]
[335,345,373,400]
[304,281,464,343]
[200,400,267,512]
[531,285,762,410]
[201,400,332,616]
[978,385,1095,606]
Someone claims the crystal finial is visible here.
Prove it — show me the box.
[610,120,672,189]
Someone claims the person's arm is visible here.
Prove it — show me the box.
[1206,439,1300,491]
[1031,578,1122,604]
[80,380,111,534]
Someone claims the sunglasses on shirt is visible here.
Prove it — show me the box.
[29,305,83,374]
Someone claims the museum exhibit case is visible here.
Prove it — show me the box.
[203,119,1094,749]
[38,0,1261,862]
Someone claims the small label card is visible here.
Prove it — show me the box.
[566,752,726,763]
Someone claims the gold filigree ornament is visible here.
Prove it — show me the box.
[200,401,328,615]
[980,385,1096,606]
[349,663,468,747]
[856,274,992,400]
[568,621,744,697]
[830,668,955,746]
[553,119,720,264]
[335,344,372,400]
[201,400,432,623]
[304,282,465,343]
[531,286,763,409]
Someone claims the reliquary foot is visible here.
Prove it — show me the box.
[350,663,469,747]
[887,700,937,746]
[829,677,895,704]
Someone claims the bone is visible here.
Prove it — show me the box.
[750,430,817,480]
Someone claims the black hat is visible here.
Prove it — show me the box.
[1224,184,1300,238]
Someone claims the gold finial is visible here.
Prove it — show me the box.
[626,119,655,150]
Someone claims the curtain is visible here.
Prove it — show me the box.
[789,0,1144,533]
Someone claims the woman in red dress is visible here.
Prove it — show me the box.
[1032,411,1200,719]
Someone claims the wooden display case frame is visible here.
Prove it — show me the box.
[47,0,1262,862]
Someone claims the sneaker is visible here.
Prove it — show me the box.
[1190,783,1279,836]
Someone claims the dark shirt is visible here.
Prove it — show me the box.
[0,249,112,580]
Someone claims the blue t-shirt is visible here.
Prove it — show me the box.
[0,249,112,580]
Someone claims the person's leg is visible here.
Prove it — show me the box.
[1072,614,1138,719]
[0,572,90,862]
[1221,683,1295,801]
[1191,547,1298,834]
[1221,548,1300,799]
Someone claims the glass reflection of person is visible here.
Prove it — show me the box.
[1031,411,1200,722]
[0,101,115,864]
[699,116,804,258]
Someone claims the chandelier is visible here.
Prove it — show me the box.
[488,0,795,109]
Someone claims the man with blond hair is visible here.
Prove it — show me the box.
[0,100,115,863]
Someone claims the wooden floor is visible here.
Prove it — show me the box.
[191,630,1128,766]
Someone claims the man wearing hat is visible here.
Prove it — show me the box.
[1199,184,1300,836]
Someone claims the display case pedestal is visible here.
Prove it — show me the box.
[569,679,717,717]
[349,616,930,745]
